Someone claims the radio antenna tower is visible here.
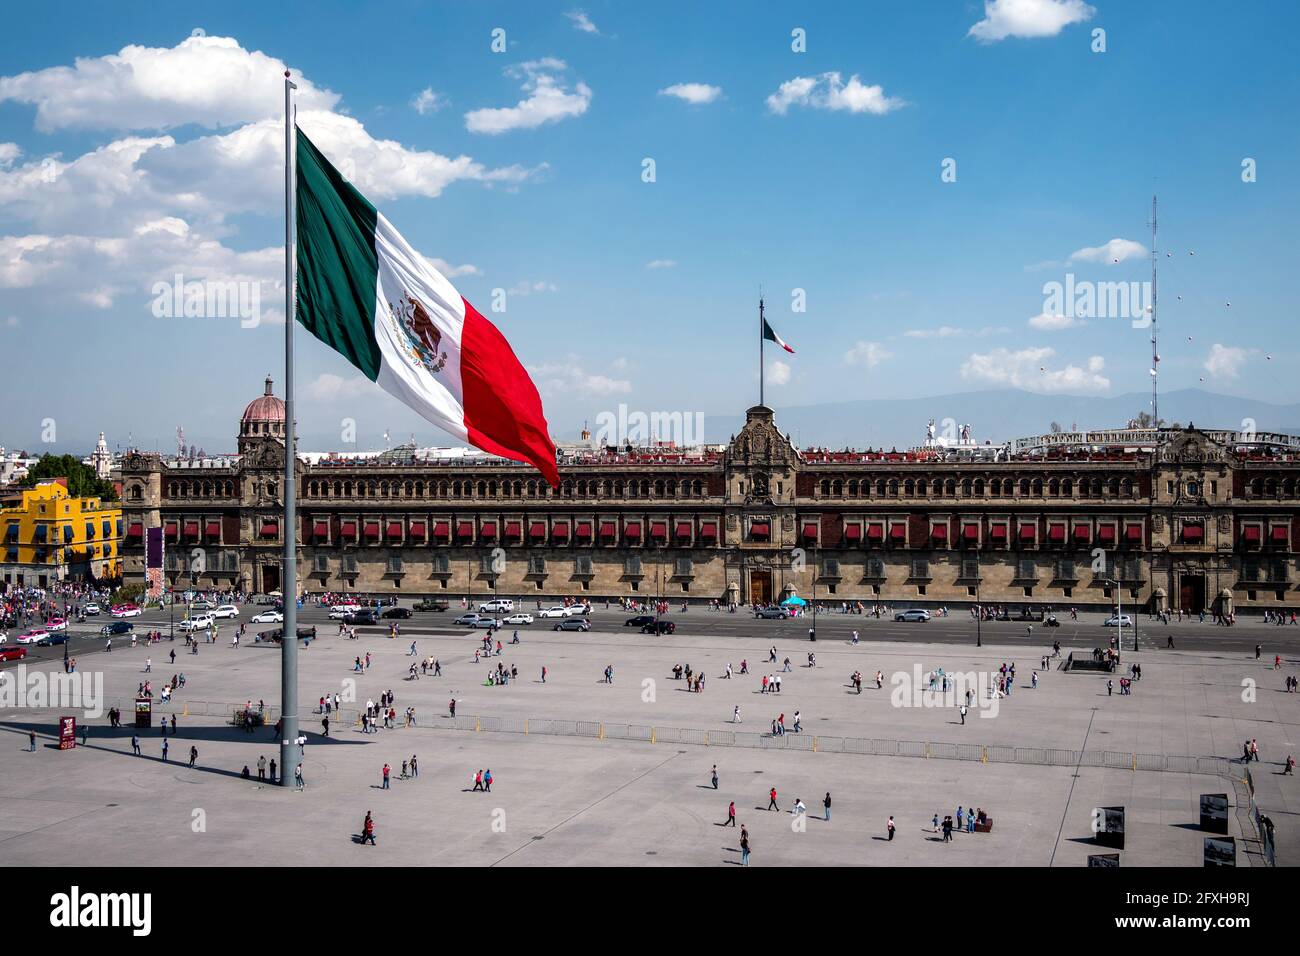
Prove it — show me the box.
[1149,193,1159,426]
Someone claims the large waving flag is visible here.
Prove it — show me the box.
[294,127,558,485]
[762,315,795,353]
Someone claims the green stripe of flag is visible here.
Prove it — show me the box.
[295,127,383,381]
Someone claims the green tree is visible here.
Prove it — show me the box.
[20,454,118,501]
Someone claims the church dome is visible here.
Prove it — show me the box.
[241,375,285,426]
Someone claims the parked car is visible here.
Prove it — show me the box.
[538,606,570,619]
[179,614,215,632]
[473,618,502,630]
[43,632,69,646]
[16,629,50,644]
[553,618,591,632]
[191,600,216,613]
[894,609,931,623]
[213,604,240,620]
[413,599,450,612]
[1103,615,1133,627]
[111,604,142,618]
[641,620,675,635]
[344,608,380,626]
[478,599,515,614]
[83,603,101,616]
[625,615,656,627]
[329,604,360,619]
[0,645,28,662]
[454,613,483,626]
[567,603,592,616]
[382,607,413,620]
[257,626,317,643]
[101,621,135,636]
[46,617,68,632]
[502,613,534,625]
[755,607,789,619]
[250,610,283,624]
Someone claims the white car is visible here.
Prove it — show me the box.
[502,613,534,625]
[565,604,591,617]
[250,610,283,624]
[191,600,215,612]
[538,606,570,619]
[47,618,68,632]
[83,603,101,616]
[1103,615,1133,627]
[329,605,359,619]
[479,599,515,614]
[17,629,50,645]
[213,604,240,620]
[179,614,215,632]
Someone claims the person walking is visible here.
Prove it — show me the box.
[257,755,266,780]
[733,705,741,723]
[711,765,719,789]
[362,811,376,845]
[28,730,36,752]
[823,792,832,822]
[382,763,391,789]
[484,768,493,792]
[767,787,780,812]
[724,801,736,827]
[740,826,750,867]
[188,745,197,768]
[131,734,141,756]
[161,739,169,762]
[958,703,968,725]
[887,815,896,841]
[295,763,305,788]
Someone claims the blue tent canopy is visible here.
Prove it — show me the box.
[781,595,807,606]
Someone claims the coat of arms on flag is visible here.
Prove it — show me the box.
[388,294,448,375]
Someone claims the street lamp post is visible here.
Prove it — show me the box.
[810,541,818,640]
[975,556,982,648]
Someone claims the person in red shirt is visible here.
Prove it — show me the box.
[767,787,780,811]
[362,811,376,845]
[723,801,736,826]
[382,763,391,789]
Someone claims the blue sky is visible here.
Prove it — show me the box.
[1,1,1296,454]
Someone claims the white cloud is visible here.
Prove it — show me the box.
[1027,312,1084,330]
[565,9,600,34]
[768,359,792,386]
[844,341,893,368]
[508,280,557,296]
[645,259,677,269]
[766,73,904,115]
[411,87,448,115]
[1204,344,1250,381]
[961,346,1110,394]
[465,60,592,135]
[305,372,374,402]
[1069,238,1147,264]
[902,325,1007,339]
[659,83,722,105]
[531,357,631,396]
[427,257,479,278]
[968,0,1095,42]
[0,33,339,131]
[0,142,19,167]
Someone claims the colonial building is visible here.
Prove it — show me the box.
[1,479,123,587]
[119,380,1300,615]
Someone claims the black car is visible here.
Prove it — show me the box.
[413,599,450,612]
[641,620,676,635]
[382,607,413,619]
[256,626,317,643]
[344,608,380,626]
[100,621,135,636]
[625,615,655,627]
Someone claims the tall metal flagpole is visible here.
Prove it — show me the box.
[280,71,299,786]
[758,295,765,408]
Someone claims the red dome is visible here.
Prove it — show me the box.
[241,375,285,424]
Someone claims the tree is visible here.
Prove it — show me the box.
[20,454,118,501]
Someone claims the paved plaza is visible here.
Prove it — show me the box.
[1,606,1294,866]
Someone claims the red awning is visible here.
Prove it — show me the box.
[675,521,692,538]
[260,521,279,537]
[1048,524,1065,542]
[340,521,357,537]
[750,522,770,537]
[625,522,642,539]
[126,521,143,537]
[183,520,199,537]
[432,521,449,539]
[990,525,1007,540]
[1019,525,1036,541]
[164,521,178,536]
[932,524,948,540]
[313,521,329,538]
[1074,526,1090,541]
[650,521,667,539]
[386,521,403,539]
[529,522,546,538]
[1181,525,1203,542]
[598,521,615,538]
[456,521,474,538]
[205,520,221,538]
[1243,525,1262,542]
[860,524,877,541]
[1097,525,1115,542]
[553,522,570,539]
[699,522,717,539]
[577,521,595,539]
[480,522,497,539]
[505,521,522,538]
[409,521,426,539]
[963,523,979,541]
[802,522,819,539]
[1271,525,1289,542]
[889,524,906,541]
[363,521,380,539]
[1126,524,1143,542]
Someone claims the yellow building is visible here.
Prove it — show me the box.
[1,479,122,587]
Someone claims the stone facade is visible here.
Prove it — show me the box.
[119,389,1300,614]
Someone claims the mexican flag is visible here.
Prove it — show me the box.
[762,316,795,353]
[294,127,558,485]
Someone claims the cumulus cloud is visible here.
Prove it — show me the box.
[766,73,904,115]
[961,346,1110,394]
[565,9,600,34]
[0,142,20,167]
[768,359,792,386]
[1069,238,1147,264]
[411,87,448,115]
[304,372,375,402]
[427,257,479,278]
[531,357,631,396]
[1204,343,1250,381]
[844,341,893,368]
[465,59,592,135]
[659,83,722,105]
[0,33,339,131]
[1027,312,1084,330]
[968,0,1095,42]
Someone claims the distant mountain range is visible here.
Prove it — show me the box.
[698,389,1300,451]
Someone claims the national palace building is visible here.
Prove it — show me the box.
[118,377,1300,616]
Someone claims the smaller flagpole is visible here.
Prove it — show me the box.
[280,70,299,787]
[759,294,765,408]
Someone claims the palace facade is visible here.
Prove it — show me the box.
[119,379,1300,615]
